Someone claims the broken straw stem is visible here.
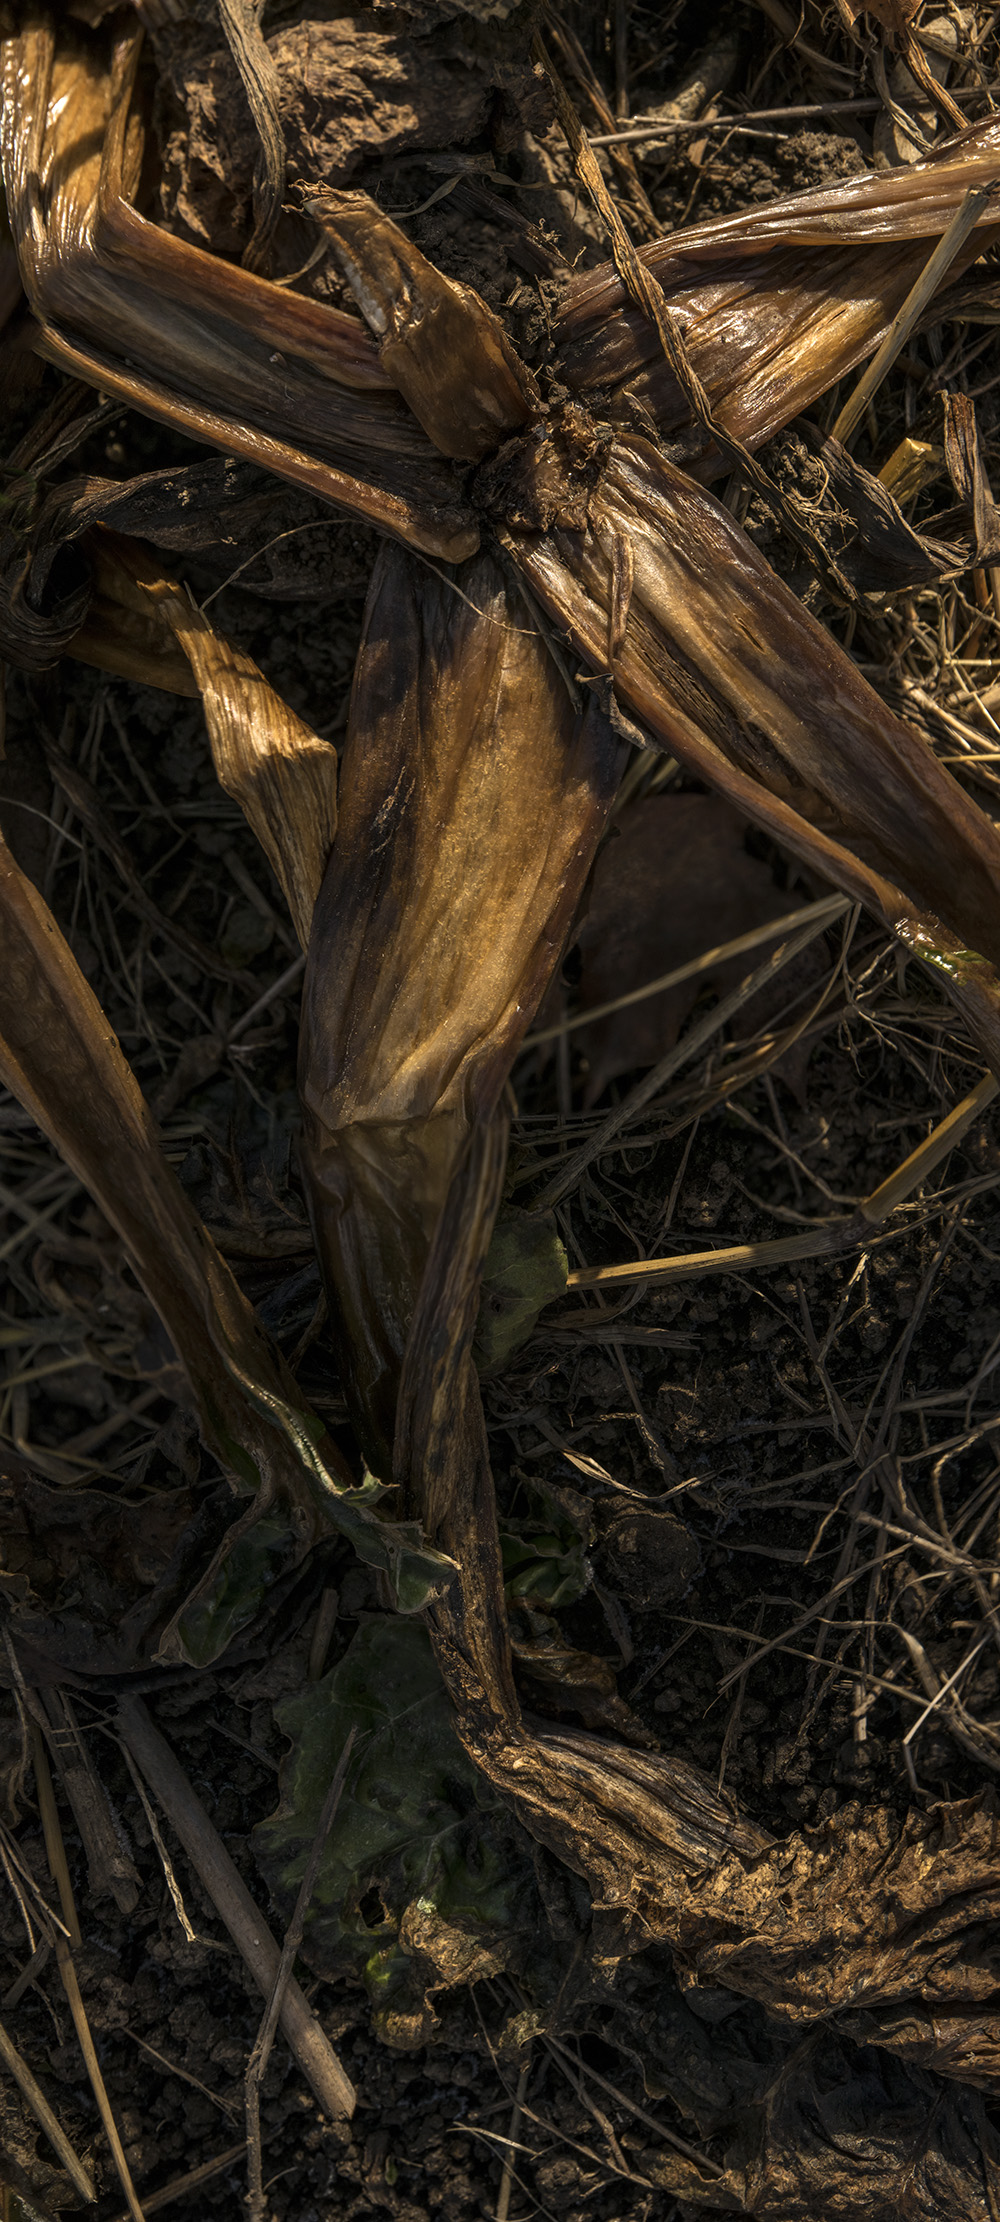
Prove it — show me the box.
[588,86,998,144]
[117,1698,356,2127]
[566,1070,999,1290]
[832,186,999,445]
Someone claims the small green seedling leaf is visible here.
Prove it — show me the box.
[474,1208,568,1374]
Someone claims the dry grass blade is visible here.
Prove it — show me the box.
[564,1070,1000,1286]
[31,1725,144,2219]
[831,183,1000,442]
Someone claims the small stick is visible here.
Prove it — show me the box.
[832,187,1000,444]
[0,2013,95,2204]
[245,1727,356,2218]
[54,1938,148,2222]
[564,1070,999,1289]
[588,84,998,143]
[117,1698,356,2126]
[495,2053,530,2222]
[30,1726,146,2221]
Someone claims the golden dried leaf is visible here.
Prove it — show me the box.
[101,534,339,948]
[557,120,1000,462]
[299,546,625,1473]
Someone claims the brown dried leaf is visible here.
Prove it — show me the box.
[299,548,623,1476]
[100,534,338,949]
[556,121,1000,466]
[507,429,1000,1071]
[306,187,540,463]
[574,795,799,1105]
[0,15,478,560]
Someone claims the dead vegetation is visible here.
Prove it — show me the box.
[0,0,1000,2217]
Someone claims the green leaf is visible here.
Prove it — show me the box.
[221,1355,457,1614]
[253,1621,532,2044]
[500,1475,593,1608]
[173,1509,300,1669]
[474,1208,567,1374]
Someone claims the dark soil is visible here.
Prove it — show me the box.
[2,2,1000,2218]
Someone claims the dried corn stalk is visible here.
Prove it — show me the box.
[287,187,1000,2093]
[3,4,1000,2120]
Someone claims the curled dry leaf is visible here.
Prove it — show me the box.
[98,533,338,949]
[0,15,478,560]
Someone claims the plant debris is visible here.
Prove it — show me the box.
[1,3,1000,2216]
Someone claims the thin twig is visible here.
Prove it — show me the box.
[588,84,998,142]
[117,1698,356,2125]
[245,1726,356,2219]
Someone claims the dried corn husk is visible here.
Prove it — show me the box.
[298,545,624,1475]
[555,122,1000,461]
[497,427,1000,1065]
[0,14,477,560]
